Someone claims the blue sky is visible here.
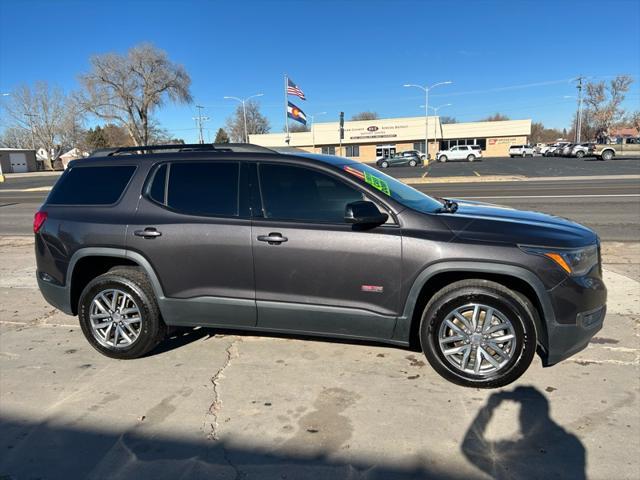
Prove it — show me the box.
[1,0,639,143]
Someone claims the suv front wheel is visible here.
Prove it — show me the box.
[78,266,166,359]
[419,279,536,388]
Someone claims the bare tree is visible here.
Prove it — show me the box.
[584,75,633,137]
[628,111,640,132]
[3,82,83,170]
[351,111,379,121]
[224,100,270,142]
[77,43,192,146]
[481,113,510,122]
[0,126,32,149]
[530,121,564,144]
[439,115,457,124]
[287,123,310,133]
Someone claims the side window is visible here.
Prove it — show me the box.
[259,164,365,223]
[148,163,167,204]
[166,162,239,217]
[48,165,136,205]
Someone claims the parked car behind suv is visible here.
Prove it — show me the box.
[376,151,423,168]
[435,145,482,162]
[508,145,535,157]
[570,143,595,158]
[35,143,606,388]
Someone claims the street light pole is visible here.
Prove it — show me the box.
[310,112,327,149]
[404,81,452,161]
[426,103,452,144]
[223,93,264,143]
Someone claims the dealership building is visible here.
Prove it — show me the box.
[250,116,532,162]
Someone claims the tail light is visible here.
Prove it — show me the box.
[33,210,47,234]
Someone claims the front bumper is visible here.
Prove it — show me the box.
[540,273,607,366]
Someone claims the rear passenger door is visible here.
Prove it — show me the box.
[128,160,256,328]
[251,162,402,340]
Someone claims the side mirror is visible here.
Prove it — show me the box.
[344,201,389,227]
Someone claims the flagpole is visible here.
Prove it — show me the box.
[284,74,290,145]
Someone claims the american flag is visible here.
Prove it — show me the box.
[287,78,306,100]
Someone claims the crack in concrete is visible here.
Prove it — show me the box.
[204,337,245,478]
[207,337,240,440]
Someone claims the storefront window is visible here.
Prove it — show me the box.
[441,138,486,151]
[321,146,336,155]
[345,145,360,157]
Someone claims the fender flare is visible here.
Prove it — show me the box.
[67,247,167,303]
[391,261,555,346]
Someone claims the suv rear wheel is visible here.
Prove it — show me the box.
[419,279,536,388]
[467,154,476,162]
[78,266,166,359]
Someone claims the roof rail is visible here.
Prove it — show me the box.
[90,143,276,157]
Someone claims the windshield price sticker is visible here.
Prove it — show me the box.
[343,166,391,196]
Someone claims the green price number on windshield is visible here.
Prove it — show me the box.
[364,171,391,196]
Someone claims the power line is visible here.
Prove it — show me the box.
[192,105,210,144]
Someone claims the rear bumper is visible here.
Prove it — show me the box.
[37,273,73,315]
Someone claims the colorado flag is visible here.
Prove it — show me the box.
[287,101,307,125]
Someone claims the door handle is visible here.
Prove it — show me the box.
[257,232,288,245]
[134,228,162,238]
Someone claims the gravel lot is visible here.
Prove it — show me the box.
[1,236,639,480]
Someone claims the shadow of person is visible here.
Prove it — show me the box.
[461,386,586,480]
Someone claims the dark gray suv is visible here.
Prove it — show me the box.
[35,143,606,388]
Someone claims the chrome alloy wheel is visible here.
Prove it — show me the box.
[438,303,516,376]
[89,289,142,349]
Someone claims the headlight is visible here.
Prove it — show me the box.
[520,244,598,276]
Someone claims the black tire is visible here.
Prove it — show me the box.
[409,159,417,167]
[419,279,536,388]
[509,155,514,158]
[438,155,447,163]
[380,161,389,168]
[467,154,476,162]
[78,266,166,359]
[576,150,585,158]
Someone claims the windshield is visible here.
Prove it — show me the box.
[342,163,442,214]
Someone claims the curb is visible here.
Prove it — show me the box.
[399,173,640,185]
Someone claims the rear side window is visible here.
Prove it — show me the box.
[48,165,136,205]
[166,162,239,217]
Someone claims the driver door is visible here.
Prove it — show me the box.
[251,162,402,339]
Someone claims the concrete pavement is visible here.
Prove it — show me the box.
[0,236,639,479]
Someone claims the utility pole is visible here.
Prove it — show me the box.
[575,76,585,143]
[193,105,210,144]
[25,113,37,150]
